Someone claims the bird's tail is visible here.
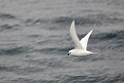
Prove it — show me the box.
[92,52,98,55]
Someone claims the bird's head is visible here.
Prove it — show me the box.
[68,50,75,56]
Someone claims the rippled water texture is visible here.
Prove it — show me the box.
[0,0,124,83]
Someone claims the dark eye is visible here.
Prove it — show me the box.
[68,52,71,55]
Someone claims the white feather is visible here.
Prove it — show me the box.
[80,29,93,50]
[70,21,83,49]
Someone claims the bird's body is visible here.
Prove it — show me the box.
[68,21,97,56]
[69,49,93,56]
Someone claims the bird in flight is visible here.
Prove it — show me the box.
[68,20,97,56]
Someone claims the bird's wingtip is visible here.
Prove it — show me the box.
[92,52,98,55]
[91,29,93,32]
[72,20,75,24]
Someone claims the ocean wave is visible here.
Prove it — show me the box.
[0,13,16,19]
[0,65,19,72]
[0,65,44,75]
[89,30,124,52]
[20,13,124,27]
[58,72,124,83]
[10,78,59,83]
[0,24,20,32]
[53,17,72,24]
[52,13,124,25]
[0,46,30,55]
[89,30,124,42]
[0,24,13,32]
[33,47,71,55]
[101,73,124,83]
[23,18,49,25]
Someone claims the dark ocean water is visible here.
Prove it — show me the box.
[0,0,124,83]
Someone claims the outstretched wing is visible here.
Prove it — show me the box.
[80,29,93,50]
[70,21,83,49]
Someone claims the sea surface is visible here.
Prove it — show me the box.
[0,0,124,83]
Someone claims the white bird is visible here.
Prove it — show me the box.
[68,20,97,56]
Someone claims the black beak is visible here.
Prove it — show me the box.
[68,53,69,56]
